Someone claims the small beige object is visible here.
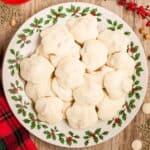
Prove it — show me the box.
[131,139,142,150]
[142,103,150,114]
[10,19,16,27]
[144,34,150,40]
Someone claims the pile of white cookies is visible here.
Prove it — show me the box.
[20,14,136,129]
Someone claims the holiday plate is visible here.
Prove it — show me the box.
[2,2,148,148]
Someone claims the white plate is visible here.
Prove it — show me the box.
[2,2,148,148]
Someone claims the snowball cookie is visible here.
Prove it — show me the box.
[98,30,129,54]
[35,44,48,58]
[97,94,125,121]
[104,70,132,99]
[107,52,135,76]
[90,66,114,87]
[62,102,72,119]
[20,54,54,83]
[66,103,98,129]
[131,139,142,150]
[66,14,98,44]
[35,97,63,124]
[49,43,80,67]
[52,78,72,102]
[55,57,85,89]
[41,24,75,55]
[142,103,150,114]
[81,40,108,71]
[25,79,55,102]
[73,74,104,105]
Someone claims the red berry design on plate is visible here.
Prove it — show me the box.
[55,13,60,18]
[91,133,96,137]
[73,10,78,15]
[67,136,72,142]
[131,88,135,93]
[91,12,96,16]
[135,64,138,69]
[34,24,39,28]
[130,47,134,52]
[15,59,19,64]
[125,102,130,110]
[114,118,120,123]
[13,87,18,93]
[21,36,26,41]
[51,131,55,137]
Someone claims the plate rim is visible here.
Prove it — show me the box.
[2,2,148,148]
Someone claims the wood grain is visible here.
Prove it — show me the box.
[0,0,150,150]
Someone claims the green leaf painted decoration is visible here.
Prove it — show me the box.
[43,128,80,146]
[106,19,124,31]
[83,128,109,146]
[107,40,143,128]
[8,49,23,76]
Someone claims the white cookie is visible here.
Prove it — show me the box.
[67,14,98,44]
[20,54,54,83]
[25,79,55,102]
[97,94,125,121]
[35,97,63,124]
[41,24,75,55]
[35,44,48,58]
[66,103,98,129]
[62,102,72,119]
[73,74,104,105]
[49,43,80,67]
[52,78,72,102]
[90,66,114,87]
[98,30,129,54]
[107,52,135,76]
[81,40,108,71]
[55,57,85,89]
[104,70,132,99]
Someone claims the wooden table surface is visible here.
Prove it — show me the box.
[0,0,150,150]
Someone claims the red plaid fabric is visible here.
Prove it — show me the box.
[0,87,37,150]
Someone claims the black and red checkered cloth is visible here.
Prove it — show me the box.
[0,87,37,150]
